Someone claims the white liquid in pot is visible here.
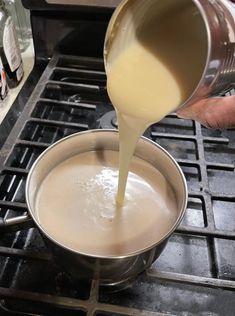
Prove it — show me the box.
[35,150,177,256]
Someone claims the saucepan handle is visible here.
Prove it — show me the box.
[0,213,35,233]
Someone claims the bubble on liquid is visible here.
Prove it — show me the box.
[101,205,116,220]
[74,168,120,229]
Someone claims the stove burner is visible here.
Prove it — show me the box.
[99,111,159,139]
[99,110,118,129]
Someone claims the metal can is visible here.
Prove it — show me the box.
[104,0,235,108]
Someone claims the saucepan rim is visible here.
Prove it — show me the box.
[25,129,188,260]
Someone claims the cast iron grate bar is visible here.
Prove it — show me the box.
[151,132,230,144]
[54,66,105,75]
[176,226,235,239]
[27,118,89,130]
[38,98,97,110]
[212,194,235,201]
[0,283,169,316]
[0,247,52,261]
[147,270,235,291]
[46,80,102,91]
[194,122,219,280]
[57,55,106,70]
[0,201,27,211]
[206,162,234,170]
[0,271,235,316]
[16,140,50,149]
[2,168,28,176]
[176,159,234,171]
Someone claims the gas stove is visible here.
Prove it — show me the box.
[0,1,235,315]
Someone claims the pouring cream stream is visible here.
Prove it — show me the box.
[106,0,207,205]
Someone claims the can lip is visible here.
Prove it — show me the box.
[26,129,188,260]
[103,0,132,72]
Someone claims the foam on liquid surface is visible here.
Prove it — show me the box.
[36,150,177,256]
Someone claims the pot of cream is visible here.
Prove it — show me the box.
[25,130,187,285]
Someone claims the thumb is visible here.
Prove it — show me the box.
[177,95,235,129]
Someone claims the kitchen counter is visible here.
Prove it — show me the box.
[0,41,35,124]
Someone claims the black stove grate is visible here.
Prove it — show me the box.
[0,55,234,315]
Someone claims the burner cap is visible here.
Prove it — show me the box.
[67,94,82,103]
[99,110,151,138]
[99,110,118,129]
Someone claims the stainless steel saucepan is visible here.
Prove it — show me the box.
[22,130,187,284]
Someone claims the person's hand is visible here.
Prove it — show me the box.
[177,95,235,129]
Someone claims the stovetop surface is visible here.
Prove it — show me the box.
[0,55,234,315]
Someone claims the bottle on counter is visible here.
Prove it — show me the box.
[0,0,24,89]
[0,56,8,101]
[4,0,31,52]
